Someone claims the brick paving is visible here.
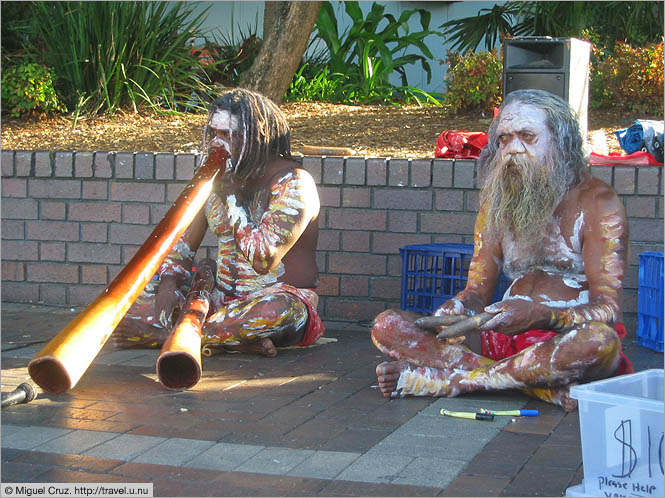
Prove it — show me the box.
[2,302,663,496]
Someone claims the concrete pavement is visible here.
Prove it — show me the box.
[2,302,663,496]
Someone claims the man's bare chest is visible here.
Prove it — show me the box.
[503,212,586,278]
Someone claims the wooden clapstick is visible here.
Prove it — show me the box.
[415,315,466,330]
[435,312,494,339]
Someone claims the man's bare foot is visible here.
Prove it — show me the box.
[376,360,463,398]
[376,360,411,398]
[223,338,277,357]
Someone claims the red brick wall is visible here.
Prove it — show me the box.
[2,150,663,332]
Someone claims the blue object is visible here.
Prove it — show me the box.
[479,408,539,417]
[400,243,511,314]
[614,120,664,161]
[636,251,664,352]
[614,122,645,154]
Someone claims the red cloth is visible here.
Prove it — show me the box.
[435,130,488,159]
[279,286,325,347]
[588,151,663,166]
[481,324,634,376]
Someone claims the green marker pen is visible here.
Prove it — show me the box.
[441,408,494,421]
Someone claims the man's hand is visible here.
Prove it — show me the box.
[481,298,551,336]
[431,298,476,344]
[433,298,466,317]
[434,292,486,318]
[154,275,185,329]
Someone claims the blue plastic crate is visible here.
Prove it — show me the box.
[400,243,511,314]
[636,251,664,352]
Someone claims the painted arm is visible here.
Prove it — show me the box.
[549,188,628,330]
[226,169,320,275]
[157,210,208,284]
[154,210,208,326]
[435,203,503,317]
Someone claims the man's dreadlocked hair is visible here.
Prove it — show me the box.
[200,88,292,180]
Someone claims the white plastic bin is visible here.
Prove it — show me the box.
[567,369,664,497]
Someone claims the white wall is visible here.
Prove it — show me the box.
[179,1,502,95]
[182,1,265,43]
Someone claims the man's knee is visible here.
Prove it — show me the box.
[554,321,621,376]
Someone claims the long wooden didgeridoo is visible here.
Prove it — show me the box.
[28,147,230,395]
[157,259,216,390]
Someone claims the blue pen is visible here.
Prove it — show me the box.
[479,408,539,417]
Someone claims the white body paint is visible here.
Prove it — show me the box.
[502,213,585,280]
[395,366,448,397]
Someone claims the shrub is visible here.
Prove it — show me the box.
[284,64,343,102]
[28,1,212,116]
[1,58,66,117]
[308,1,442,105]
[590,40,664,114]
[442,49,503,115]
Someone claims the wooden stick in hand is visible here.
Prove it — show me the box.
[415,315,466,330]
[435,312,494,340]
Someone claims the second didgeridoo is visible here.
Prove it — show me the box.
[28,147,230,394]
[157,259,216,390]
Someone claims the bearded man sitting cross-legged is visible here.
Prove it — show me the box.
[372,89,633,412]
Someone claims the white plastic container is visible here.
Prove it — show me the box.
[567,369,664,497]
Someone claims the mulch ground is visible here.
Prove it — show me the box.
[1,102,658,158]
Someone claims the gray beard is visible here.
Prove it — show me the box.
[480,152,568,247]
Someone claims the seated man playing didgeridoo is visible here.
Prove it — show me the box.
[114,88,324,357]
[372,89,633,412]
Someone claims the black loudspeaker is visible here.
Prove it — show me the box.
[503,37,591,139]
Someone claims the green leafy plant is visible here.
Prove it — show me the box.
[439,3,519,54]
[28,1,212,116]
[442,49,503,115]
[309,1,442,104]
[590,40,664,114]
[441,1,664,53]
[284,63,343,102]
[1,56,67,117]
[1,2,36,53]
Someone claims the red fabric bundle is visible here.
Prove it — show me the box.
[435,130,488,159]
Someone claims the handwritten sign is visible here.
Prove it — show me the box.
[587,405,664,497]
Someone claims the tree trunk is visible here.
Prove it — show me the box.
[239,1,322,104]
